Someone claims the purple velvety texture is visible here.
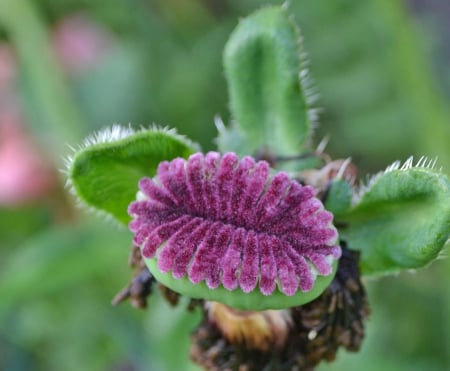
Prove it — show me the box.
[128,152,341,296]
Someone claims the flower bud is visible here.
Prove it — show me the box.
[129,152,341,310]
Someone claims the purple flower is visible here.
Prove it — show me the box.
[128,152,340,296]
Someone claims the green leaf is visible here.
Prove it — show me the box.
[0,220,130,317]
[340,160,450,275]
[221,6,313,161]
[325,178,353,217]
[67,126,199,224]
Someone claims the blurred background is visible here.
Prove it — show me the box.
[0,0,449,370]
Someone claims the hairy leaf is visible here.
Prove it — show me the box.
[341,160,450,275]
[221,6,313,162]
[67,126,198,224]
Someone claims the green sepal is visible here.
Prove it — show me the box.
[340,164,450,275]
[325,178,353,217]
[144,258,337,311]
[221,6,313,161]
[67,126,199,225]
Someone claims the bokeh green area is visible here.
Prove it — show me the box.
[0,0,448,370]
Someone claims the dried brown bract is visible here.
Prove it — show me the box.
[111,245,155,309]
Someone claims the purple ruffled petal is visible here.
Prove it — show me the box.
[239,231,260,293]
[259,235,277,295]
[205,224,233,289]
[171,222,210,279]
[222,228,245,291]
[129,152,341,296]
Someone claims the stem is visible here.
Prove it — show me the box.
[0,0,85,155]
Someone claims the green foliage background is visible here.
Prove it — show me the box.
[0,0,448,370]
